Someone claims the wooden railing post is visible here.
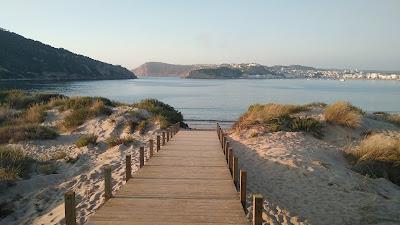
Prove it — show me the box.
[104,165,112,200]
[222,135,226,151]
[149,139,154,157]
[140,146,145,168]
[125,155,131,181]
[228,148,233,174]
[233,156,238,188]
[64,191,76,225]
[157,135,161,151]
[167,129,170,142]
[162,132,166,146]
[225,141,230,161]
[240,170,247,211]
[253,194,264,225]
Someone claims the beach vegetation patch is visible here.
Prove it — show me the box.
[75,134,98,147]
[132,99,183,127]
[0,146,33,181]
[347,132,400,185]
[324,101,362,128]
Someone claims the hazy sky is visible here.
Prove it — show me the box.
[1,0,399,70]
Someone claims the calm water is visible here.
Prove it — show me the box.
[1,78,399,127]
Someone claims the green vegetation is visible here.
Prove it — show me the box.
[347,132,400,185]
[75,134,98,147]
[324,101,363,128]
[0,146,33,181]
[234,103,307,130]
[0,29,136,80]
[36,161,57,175]
[105,136,137,147]
[0,124,58,143]
[137,120,148,134]
[132,99,183,128]
[0,90,63,109]
[61,98,113,130]
[291,117,323,139]
[233,103,324,138]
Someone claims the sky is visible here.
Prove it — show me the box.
[1,0,399,71]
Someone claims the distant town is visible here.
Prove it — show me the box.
[228,63,400,80]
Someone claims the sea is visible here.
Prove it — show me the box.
[0,77,399,128]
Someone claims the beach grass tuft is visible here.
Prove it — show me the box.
[75,134,98,147]
[324,101,362,128]
[347,132,400,185]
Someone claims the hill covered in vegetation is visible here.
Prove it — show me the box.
[0,29,136,80]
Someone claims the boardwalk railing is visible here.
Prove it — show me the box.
[216,122,264,225]
[64,122,181,225]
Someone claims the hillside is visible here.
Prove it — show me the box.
[0,29,136,80]
[132,62,199,77]
[185,67,243,79]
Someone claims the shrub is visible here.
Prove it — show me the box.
[0,106,14,125]
[0,124,58,143]
[0,146,33,181]
[36,162,57,175]
[152,115,169,129]
[105,136,137,147]
[91,99,112,116]
[23,104,47,124]
[324,101,362,128]
[62,108,89,129]
[0,90,63,109]
[348,133,400,185]
[137,120,148,134]
[61,99,112,130]
[132,99,183,126]
[291,117,323,138]
[75,134,97,147]
[233,103,307,130]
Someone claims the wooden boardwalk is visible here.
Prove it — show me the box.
[86,130,248,225]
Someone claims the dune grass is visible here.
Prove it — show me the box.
[105,136,137,147]
[137,120,148,134]
[61,99,113,130]
[75,134,98,147]
[324,101,362,128]
[0,146,33,181]
[0,124,58,144]
[347,132,400,185]
[0,90,63,109]
[132,99,183,128]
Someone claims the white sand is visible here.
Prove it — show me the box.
[228,116,400,225]
[0,106,161,225]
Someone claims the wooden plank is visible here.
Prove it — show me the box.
[87,130,248,225]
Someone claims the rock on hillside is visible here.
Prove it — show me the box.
[0,29,136,80]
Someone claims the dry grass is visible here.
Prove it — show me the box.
[233,103,307,130]
[348,132,400,185]
[324,101,362,128]
[0,124,58,144]
[61,99,112,130]
[105,136,137,147]
[0,146,33,181]
[75,134,97,147]
[137,120,148,134]
[23,104,47,124]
